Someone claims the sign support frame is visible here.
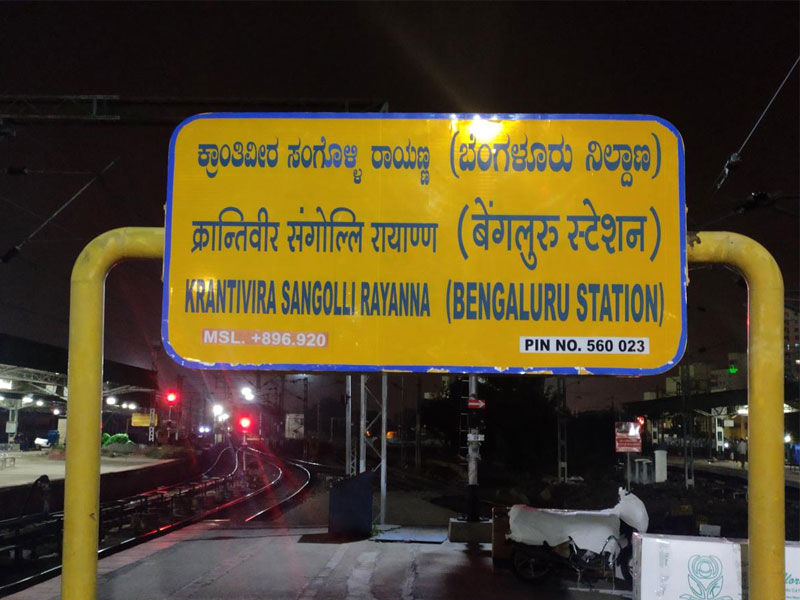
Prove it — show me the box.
[62,227,164,600]
[686,231,784,600]
[60,227,785,600]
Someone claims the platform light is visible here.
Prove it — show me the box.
[241,386,255,401]
[53,408,61,415]
[121,402,129,409]
[737,407,748,415]
[35,399,44,407]
[128,402,137,410]
[219,412,230,422]
[212,403,223,417]
[0,379,13,390]
[106,396,117,406]
[785,434,793,443]
[22,395,33,404]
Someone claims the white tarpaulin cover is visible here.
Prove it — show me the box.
[508,504,621,551]
[507,488,648,552]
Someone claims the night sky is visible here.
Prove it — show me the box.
[0,2,797,412]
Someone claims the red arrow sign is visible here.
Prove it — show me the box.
[467,397,486,409]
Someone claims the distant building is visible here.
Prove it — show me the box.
[710,352,747,392]
[663,354,747,397]
[786,304,800,381]
[637,322,800,455]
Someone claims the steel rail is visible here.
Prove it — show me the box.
[0,449,300,597]
[240,448,312,522]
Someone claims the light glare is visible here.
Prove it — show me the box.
[468,117,504,143]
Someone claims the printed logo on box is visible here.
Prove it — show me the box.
[681,555,732,600]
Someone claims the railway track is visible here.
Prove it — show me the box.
[0,444,312,597]
[212,447,312,523]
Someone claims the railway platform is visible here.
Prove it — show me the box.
[667,455,800,488]
[0,450,174,490]
[3,479,631,600]
[4,520,629,600]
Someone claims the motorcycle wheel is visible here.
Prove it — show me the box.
[511,547,552,583]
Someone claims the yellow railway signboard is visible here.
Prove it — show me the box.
[163,113,686,375]
[131,413,157,427]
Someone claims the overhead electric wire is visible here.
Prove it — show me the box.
[1,158,117,262]
[18,158,116,246]
[698,191,800,229]
[712,55,799,194]
[0,192,73,235]
[736,55,800,157]
[6,167,94,176]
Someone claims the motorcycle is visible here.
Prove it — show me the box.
[507,487,648,585]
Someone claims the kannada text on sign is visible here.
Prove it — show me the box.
[163,114,686,375]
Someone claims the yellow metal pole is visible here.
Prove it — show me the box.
[62,227,164,600]
[688,231,784,600]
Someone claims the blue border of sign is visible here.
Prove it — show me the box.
[162,112,687,376]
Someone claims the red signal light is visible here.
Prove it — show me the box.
[166,391,178,404]
[636,415,646,426]
[239,416,252,431]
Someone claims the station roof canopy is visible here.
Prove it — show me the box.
[0,333,156,405]
[625,382,799,418]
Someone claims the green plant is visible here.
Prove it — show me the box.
[102,433,132,446]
